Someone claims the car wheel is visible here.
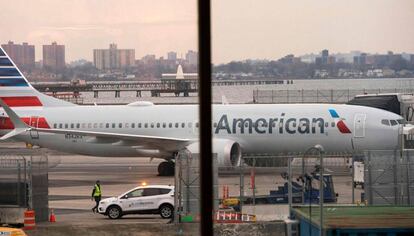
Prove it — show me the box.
[107,205,122,219]
[159,204,173,219]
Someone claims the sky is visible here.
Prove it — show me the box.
[1,0,414,64]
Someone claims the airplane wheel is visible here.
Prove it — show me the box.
[158,161,175,176]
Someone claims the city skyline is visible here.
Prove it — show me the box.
[1,0,413,63]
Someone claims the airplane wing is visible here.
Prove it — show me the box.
[0,99,193,152]
[35,128,192,151]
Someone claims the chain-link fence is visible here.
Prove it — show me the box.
[0,156,28,207]
[215,152,357,221]
[253,88,414,104]
[0,149,49,223]
[364,150,414,206]
[174,151,218,223]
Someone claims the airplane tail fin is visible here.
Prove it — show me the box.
[0,46,76,108]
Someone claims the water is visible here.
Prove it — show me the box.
[79,78,414,104]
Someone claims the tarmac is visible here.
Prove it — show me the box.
[0,142,362,235]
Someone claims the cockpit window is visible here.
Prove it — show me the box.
[390,120,398,126]
[381,119,390,126]
[397,119,405,124]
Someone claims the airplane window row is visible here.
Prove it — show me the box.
[381,119,404,126]
[53,122,200,129]
[52,121,336,129]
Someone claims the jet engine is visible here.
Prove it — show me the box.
[185,139,242,168]
[213,139,242,167]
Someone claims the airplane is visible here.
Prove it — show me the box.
[0,46,404,176]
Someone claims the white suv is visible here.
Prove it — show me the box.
[98,185,174,219]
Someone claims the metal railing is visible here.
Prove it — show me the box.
[253,88,414,104]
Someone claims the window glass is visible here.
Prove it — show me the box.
[112,123,116,128]
[126,189,144,198]
[131,123,135,128]
[125,123,129,128]
[143,188,161,196]
[151,123,154,128]
[138,123,142,128]
[93,123,98,128]
[381,119,390,126]
[175,123,179,128]
[182,123,185,128]
[106,123,110,128]
[82,123,86,129]
[144,123,148,128]
[59,124,63,128]
[390,120,398,126]
[53,124,57,128]
[70,124,74,129]
[195,122,199,128]
[88,123,92,128]
[65,124,68,128]
[331,122,335,127]
[157,123,160,128]
[169,123,172,128]
[119,123,122,128]
[159,188,172,194]
[76,123,80,129]
[99,123,104,129]
[163,123,166,128]
[397,119,405,124]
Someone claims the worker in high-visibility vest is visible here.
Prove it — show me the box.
[91,180,102,213]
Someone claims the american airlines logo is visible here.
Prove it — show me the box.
[214,114,326,134]
[328,109,351,134]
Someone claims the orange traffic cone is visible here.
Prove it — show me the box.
[49,209,56,223]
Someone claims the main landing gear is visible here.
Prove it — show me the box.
[158,161,175,176]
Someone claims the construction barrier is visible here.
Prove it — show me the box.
[215,211,256,223]
[23,210,35,230]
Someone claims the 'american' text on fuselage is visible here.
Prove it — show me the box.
[214,114,325,135]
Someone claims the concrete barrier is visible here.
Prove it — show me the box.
[26,222,285,236]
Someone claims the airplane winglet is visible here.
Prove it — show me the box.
[0,99,30,140]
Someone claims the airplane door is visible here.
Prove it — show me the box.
[353,113,366,138]
[29,116,39,139]
[192,120,199,135]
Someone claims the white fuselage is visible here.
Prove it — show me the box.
[0,103,402,159]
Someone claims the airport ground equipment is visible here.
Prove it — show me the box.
[243,173,337,205]
[0,227,28,236]
[353,161,364,189]
[292,206,414,236]
[348,93,414,123]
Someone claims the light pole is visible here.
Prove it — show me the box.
[313,144,325,236]
[300,145,325,236]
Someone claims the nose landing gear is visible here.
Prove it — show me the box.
[158,161,175,176]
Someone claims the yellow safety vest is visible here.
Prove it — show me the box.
[94,184,101,197]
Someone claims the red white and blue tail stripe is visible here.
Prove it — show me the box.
[0,46,75,107]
